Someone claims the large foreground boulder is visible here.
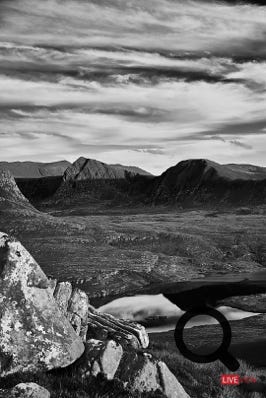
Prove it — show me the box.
[0,383,50,398]
[0,233,84,377]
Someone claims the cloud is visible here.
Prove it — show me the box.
[133,148,165,155]
[1,0,266,172]
[1,0,266,56]
[229,140,253,149]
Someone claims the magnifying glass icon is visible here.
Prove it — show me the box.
[174,307,240,371]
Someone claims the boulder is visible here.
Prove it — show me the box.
[67,288,89,341]
[86,305,149,349]
[0,383,50,398]
[158,361,190,398]
[47,278,57,294]
[53,281,73,315]
[76,335,189,398]
[0,233,84,377]
[51,279,149,348]
[129,354,161,393]
[78,339,123,380]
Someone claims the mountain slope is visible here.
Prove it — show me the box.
[151,159,266,206]
[0,160,70,178]
[0,170,34,211]
[63,157,151,182]
[110,164,152,176]
[50,157,153,210]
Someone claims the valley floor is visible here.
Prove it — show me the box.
[1,204,266,396]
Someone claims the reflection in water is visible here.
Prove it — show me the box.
[98,294,259,333]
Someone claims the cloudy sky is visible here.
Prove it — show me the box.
[1,0,266,174]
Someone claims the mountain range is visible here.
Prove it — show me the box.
[1,157,266,208]
[56,158,266,208]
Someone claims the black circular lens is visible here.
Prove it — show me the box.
[174,307,232,363]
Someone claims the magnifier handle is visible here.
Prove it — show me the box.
[220,352,240,372]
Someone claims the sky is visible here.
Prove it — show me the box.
[1,0,266,174]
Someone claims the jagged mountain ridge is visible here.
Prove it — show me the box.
[0,160,70,178]
[63,157,152,182]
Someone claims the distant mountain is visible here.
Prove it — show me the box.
[0,160,70,179]
[150,159,266,206]
[63,157,151,182]
[0,170,34,211]
[52,157,152,210]
[48,158,266,209]
[10,157,266,209]
[110,164,152,177]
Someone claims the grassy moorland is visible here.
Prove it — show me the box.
[148,329,266,398]
[1,204,266,309]
[2,188,266,396]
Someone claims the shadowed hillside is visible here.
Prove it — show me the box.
[150,159,266,206]
[42,158,266,211]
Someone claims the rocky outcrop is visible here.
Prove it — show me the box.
[0,170,33,210]
[78,340,189,398]
[67,288,90,341]
[0,233,84,377]
[53,281,73,314]
[0,233,189,398]
[78,339,123,380]
[49,279,188,396]
[0,383,50,398]
[86,305,149,349]
[51,279,149,349]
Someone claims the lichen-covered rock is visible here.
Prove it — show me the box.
[0,383,50,398]
[51,280,149,348]
[48,278,57,294]
[130,354,161,393]
[53,281,73,315]
[86,305,149,349]
[0,233,84,377]
[116,351,189,397]
[158,361,190,398]
[67,288,89,341]
[78,339,123,380]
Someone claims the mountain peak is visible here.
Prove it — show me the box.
[63,157,151,182]
[151,158,266,205]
